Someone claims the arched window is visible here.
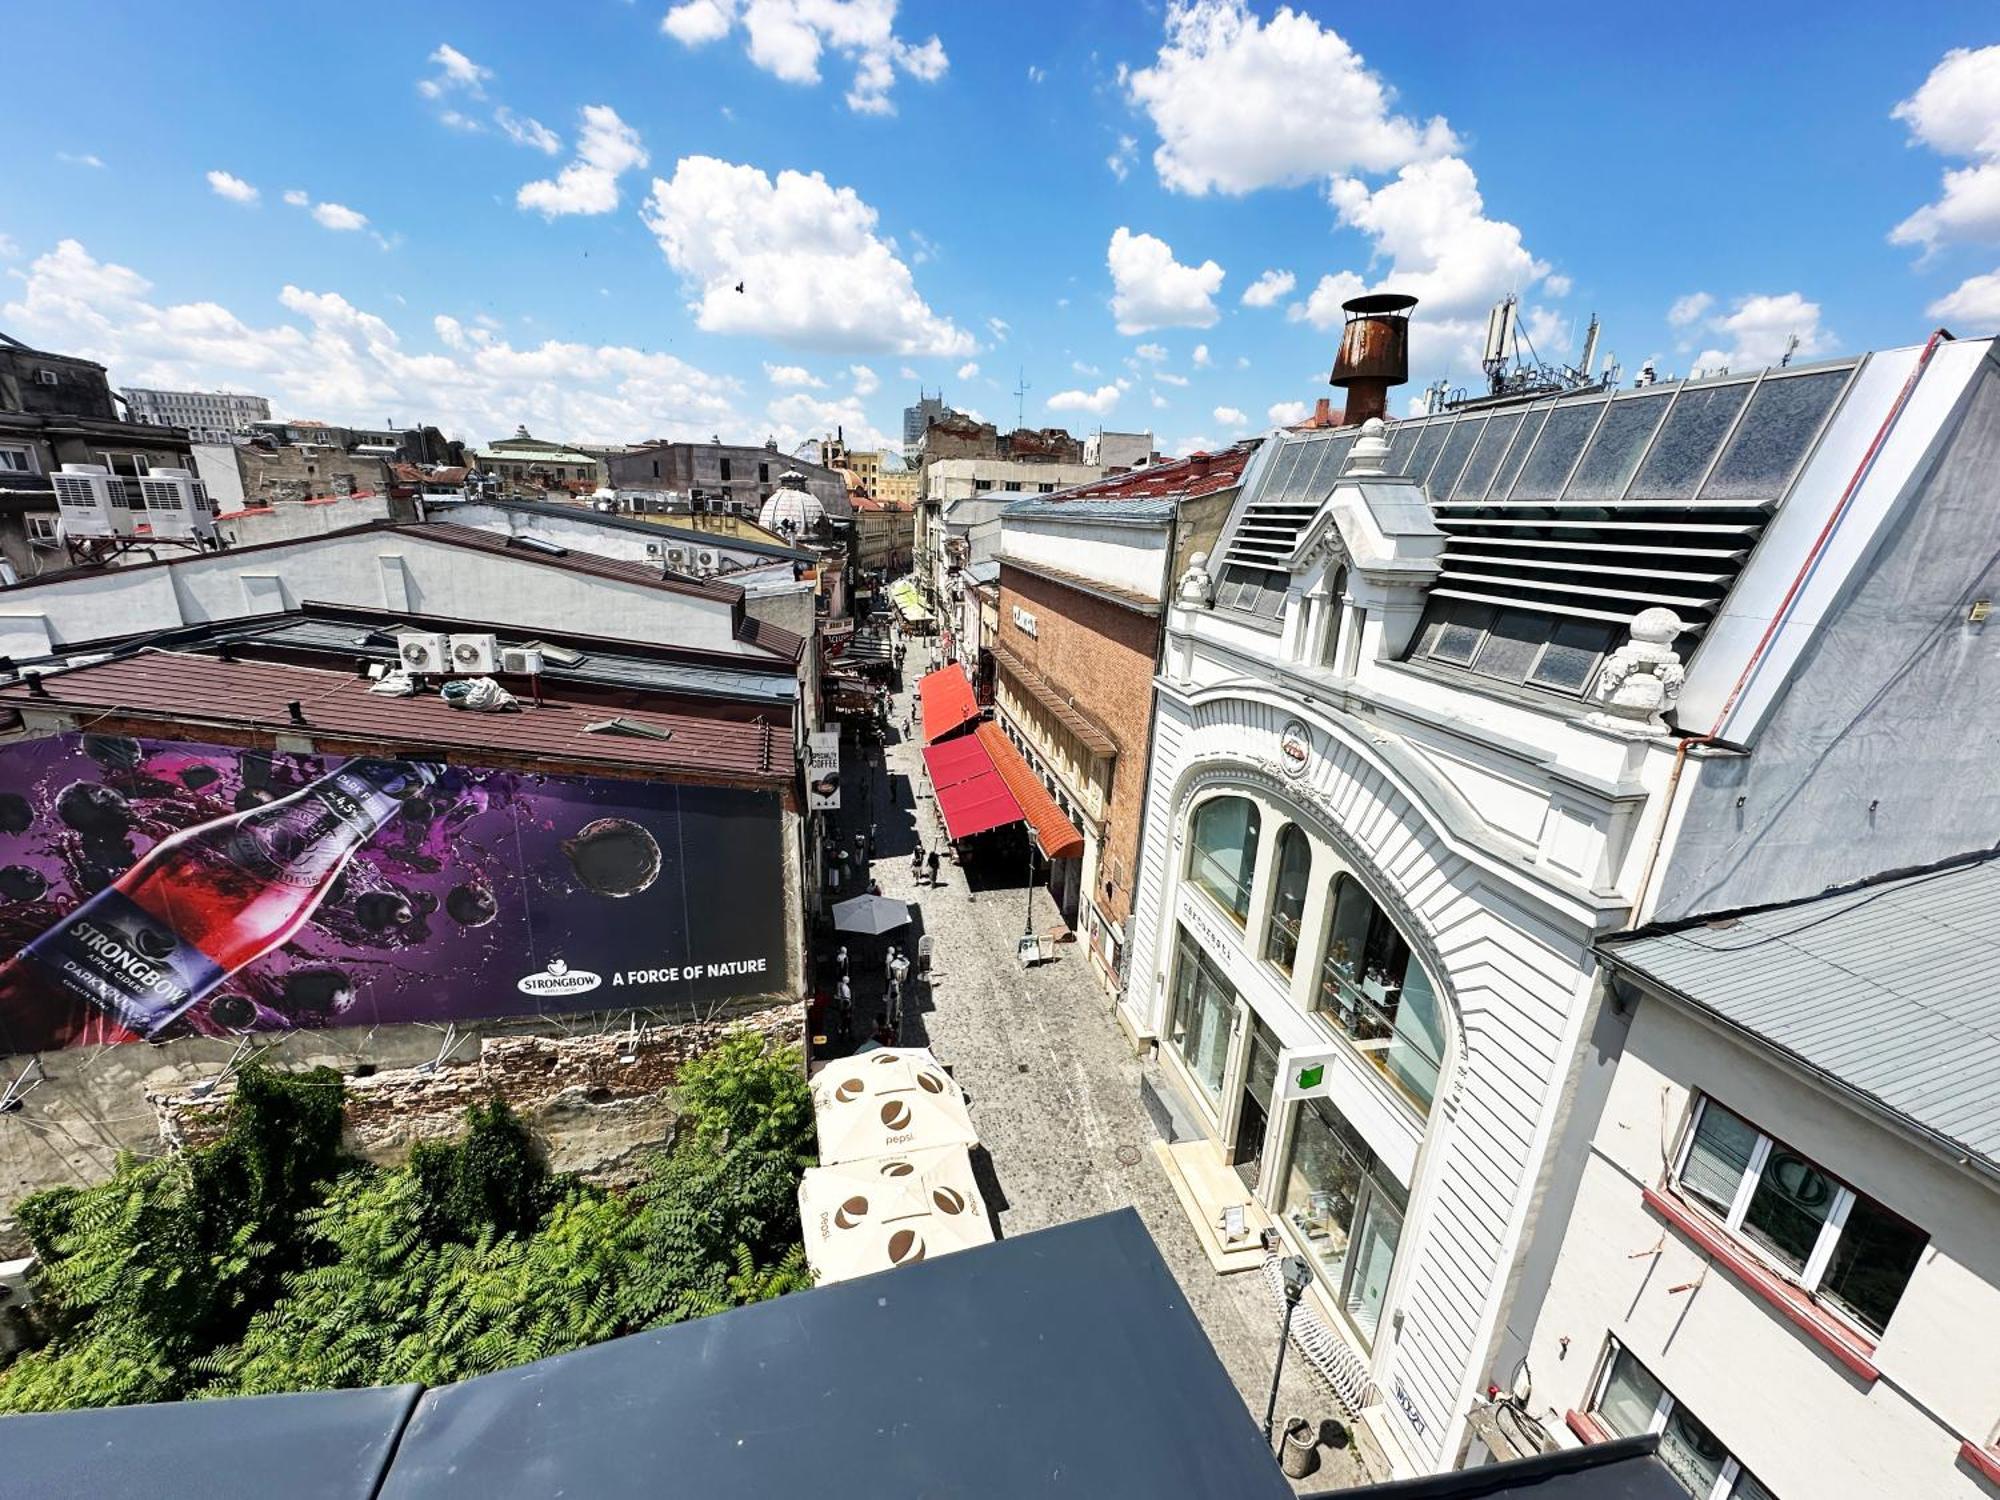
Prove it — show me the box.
[1263,824,1313,973]
[1321,566,1348,669]
[1317,874,1447,1114]
[1188,796,1260,925]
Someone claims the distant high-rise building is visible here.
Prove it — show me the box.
[120,386,271,444]
[901,390,950,462]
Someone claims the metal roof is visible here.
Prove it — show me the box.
[469,498,815,561]
[1599,853,2000,1173]
[1002,496,1179,522]
[0,650,790,782]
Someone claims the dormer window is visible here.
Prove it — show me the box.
[1411,600,1620,698]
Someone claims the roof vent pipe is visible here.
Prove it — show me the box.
[1330,292,1417,427]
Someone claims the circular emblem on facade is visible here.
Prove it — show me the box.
[1279,720,1312,779]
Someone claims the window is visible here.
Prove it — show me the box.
[974,478,994,492]
[1038,482,1057,493]
[1508,399,1603,500]
[719,458,733,481]
[25,514,60,542]
[1700,369,1851,503]
[1279,1095,1406,1345]
[758,462,769,483]
[1320,566,1348,668]
[1674,1098,1927,1338]
[1263,825,1312,973]
[1410,599,1617,699]
[1590,1343,1775,1500]
[0,446,36,474]
[1187,796,1260,925]
[1003,480,1023,492]
[1215,564,1289,617]
[1167,928,1235,1104]
[1316,875,1446,1114]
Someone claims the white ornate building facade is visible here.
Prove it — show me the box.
[1119,333,2000,1480]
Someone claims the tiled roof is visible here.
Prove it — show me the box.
[1036,444,1258,504]
[0,650,789,782]
[1599,853,2000,1173]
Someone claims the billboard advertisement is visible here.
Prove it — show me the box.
[0,734,789,1056]
[805,730,841,811]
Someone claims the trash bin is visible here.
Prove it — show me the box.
[1280,1417,1318,1479]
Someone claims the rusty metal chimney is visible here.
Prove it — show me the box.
[1330,292,1417,427]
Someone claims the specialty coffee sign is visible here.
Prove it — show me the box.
[805,730,841,811]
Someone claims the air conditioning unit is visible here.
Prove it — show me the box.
[694,548,719,574]
[396,631,448,673]
[448,633,499,674]
[500,646,545,676]
[50,464,134,538]
[136,468,215,540]
[0,1255,35,1310]
[665,546,689,567]
[644,541,664,558]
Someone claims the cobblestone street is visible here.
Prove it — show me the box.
[827,655,1366,1490]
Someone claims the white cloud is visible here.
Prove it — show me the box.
[1240,268,1293,307]
[1928,270,2000,325]
[1155,371,1189,387]
[642,154,973,355]
[206,170,259,204]
[986,315,1010,342]
[764,362,825,387]
[1693,292,1834,370]
[1326,158,1543,321]
[1108,226,1223,334]
[1891,46,2000,255]
[1543,272,1572,298]
[495,107,562,155]
[765,390,898,454]
[1132,342,1167,362]
[907,228,939,264]
[1150,391,1169,409]
[1047,384,1121,416]
[957,361,980,380]
[660,0,948,116]
[0,234,18,260]
[1285,271,1366,329]
[1108,135,1137,181]
[1125,0,1454,196]
[57,152,106,169]
[518,105,648,217]
[1668,291,1714,327]
[899,365,920,380]
[1267,399,1309,425]
[1171,433,1216,456]
[311,202,369,232]
[1192,342,1211,366]
[1027,64,1046,83]
[0,239,747,445]
[1213,405,1247,426]
[420,43,491,99]
[850,363,880,396]
[437,109,483,134]
[1071,360,1101,376]
[283,189,309,207]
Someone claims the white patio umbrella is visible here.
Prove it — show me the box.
[811,1046,977,1165]
[830,893,913,936]
[798,1143,994,1283]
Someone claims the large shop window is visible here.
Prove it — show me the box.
[1316,875,1447,1114]
[1675,1097,1926,1339]
[1168,928,1236,1106]
[1188,796,1260,926]
[1264,824,1313,974]
[1279,1096,1406,1346]
[1590,1343,1777,1500]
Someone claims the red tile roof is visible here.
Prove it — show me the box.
[975,723,1083,860]
[0,650,789,782]
[1042,442,1259,503]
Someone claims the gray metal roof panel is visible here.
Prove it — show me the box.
[1001,496,1177,521]
[1602,856,2000,1169]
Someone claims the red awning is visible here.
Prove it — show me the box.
[919,665,981,745]
[923,734,1025,842]
[976,723,1085,860]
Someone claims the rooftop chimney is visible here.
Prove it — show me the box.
[1330,292,1417,427]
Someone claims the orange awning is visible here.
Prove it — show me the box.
[975,723,1085,861]
[919,666,981,745]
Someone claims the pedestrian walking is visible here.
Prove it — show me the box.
[884,945,901,987]
[888,949,910,995]
[926,849,941,887]
[911,840,925,883]
[835,975,853,1038]
[835,944,849,980]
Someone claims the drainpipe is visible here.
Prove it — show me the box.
[1628,328,1953,924]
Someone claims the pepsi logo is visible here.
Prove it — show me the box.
[835,1077,864,1103]
[880,1100,912,1131]
[888,1229,925,1265]
[880,1159,915,1177]
[834,1196,868,1229]
[916,1070,945,1094]
[931,1187,965,1215]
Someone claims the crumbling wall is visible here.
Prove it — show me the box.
[0,999,801,1257]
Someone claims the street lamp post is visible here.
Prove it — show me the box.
[1022,840,1038,938]
[1263,1255,1312,1447]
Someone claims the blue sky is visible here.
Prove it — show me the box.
[2,2,1995,457]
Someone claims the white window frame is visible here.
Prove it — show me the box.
[1588,1339,1768,1500]
[23,513,60,543]
[1672,1096,1889,1333]
[0,444,38,475]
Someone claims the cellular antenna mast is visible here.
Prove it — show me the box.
[1014,368,1031,430]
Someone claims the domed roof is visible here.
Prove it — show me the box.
[758,469,825,538]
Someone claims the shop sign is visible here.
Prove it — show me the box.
[1280,1044,1344,1100]
[1278,720,1312,779]
[1011,604,1038,638]
[805,730,841,811]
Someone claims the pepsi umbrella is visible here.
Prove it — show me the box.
[830,893,912,935]
[809,1046,977,1165]
[797,1143,993,1283]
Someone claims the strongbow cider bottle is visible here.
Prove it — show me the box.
[0,757,436,1052]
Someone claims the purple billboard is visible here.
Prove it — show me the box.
[0,734,790,1055]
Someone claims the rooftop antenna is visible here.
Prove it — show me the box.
[1778,332,1801,368]
[1481,294,1520,395]
[1576,314,1601,387]
[1013,368,1031,430]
